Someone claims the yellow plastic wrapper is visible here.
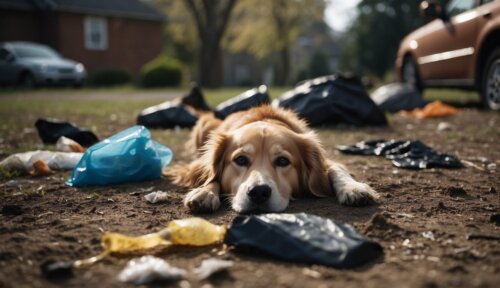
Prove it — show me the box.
[74,217,226,267]
[167,217,227,246]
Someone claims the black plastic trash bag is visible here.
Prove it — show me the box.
[35,119,99,147]
[215,85,270,119]
[337,139,462,169]
[273,75,387,126]
[136,86,208,129]
[224,213,383,268]
[137,102,198,129]
[370,83,426,113]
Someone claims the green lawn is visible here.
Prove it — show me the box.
[0,86,481,155]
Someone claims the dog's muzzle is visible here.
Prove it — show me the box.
[247,184,272,204]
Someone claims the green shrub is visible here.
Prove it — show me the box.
[140,56,183,87]
[88,69,132,86]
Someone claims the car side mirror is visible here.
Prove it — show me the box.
[420,1,445,20]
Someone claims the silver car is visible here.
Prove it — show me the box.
[0,42,86,87]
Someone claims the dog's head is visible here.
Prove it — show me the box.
[201,121,331,213]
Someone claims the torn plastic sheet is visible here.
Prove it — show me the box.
[118,256,186,285]
[224,213,383,268]
[35,118,99,147]
[336,139,462,169]
[215,85,270,119]
[66,126,172,186]
[0,150,82,172]
[370,83,426,112]
[273,75,387,126]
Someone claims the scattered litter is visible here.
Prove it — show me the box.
[41,260,74,280]
[224,213,383,268]
[144,191,170,204]
[30,160,53,177]
[273,74,387,126]
[422,231,436,241]
[402,239,411,247]
[337,139,462,169]
[437,122,453,132]
[118,256,186,285]
[487,163,496,171]
[370,83,426,112]
[56,136,86,153]
[35,118,99,147]
[5,180,19,188]
[215,85,270,119]
[50,215,381,271]
[399,101,460,118]
[72,218,226,267]
[194,258,233,280]
[0,151,83,173]
[66,126,172,186]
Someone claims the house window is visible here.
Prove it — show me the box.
[84,16,108,50]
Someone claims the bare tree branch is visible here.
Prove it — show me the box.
[216,0,237,41]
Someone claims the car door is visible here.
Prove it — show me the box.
[416,0,479,84]
[0,47,20,84]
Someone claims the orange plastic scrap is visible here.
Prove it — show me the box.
[69,143,86,153]
[30,160,53,176]
[400,101,461,118]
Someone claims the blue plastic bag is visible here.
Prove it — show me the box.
[66,126,172,186]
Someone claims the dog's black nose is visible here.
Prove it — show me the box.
[248,185,272,204]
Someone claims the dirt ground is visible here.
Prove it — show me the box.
[0,103,499,288]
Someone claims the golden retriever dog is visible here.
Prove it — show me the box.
[164,105,379,213]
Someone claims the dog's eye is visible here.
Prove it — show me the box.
[274,156,290,167]
[234,155,250,166]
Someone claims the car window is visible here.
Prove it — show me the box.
[445,0,476,17]
[0,48,9,62]
[12,44,60,59]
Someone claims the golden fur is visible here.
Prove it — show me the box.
[164,105,378,213]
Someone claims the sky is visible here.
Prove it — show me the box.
[324,0,361,32]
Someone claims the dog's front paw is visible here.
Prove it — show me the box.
[184,187,221,213]
[337,181,379,206]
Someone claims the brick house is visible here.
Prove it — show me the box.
[0,0,165,78]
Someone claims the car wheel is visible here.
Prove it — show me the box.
[20,72,36,89]
[481,49,500,110]
[402,56,422,92]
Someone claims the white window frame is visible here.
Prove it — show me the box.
[84,16,108,50]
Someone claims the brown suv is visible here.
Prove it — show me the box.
[396,0,500,110]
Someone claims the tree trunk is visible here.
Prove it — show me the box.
[183,0,236,88]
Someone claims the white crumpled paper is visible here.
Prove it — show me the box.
[144,191,170,204]
[118,256,186,285]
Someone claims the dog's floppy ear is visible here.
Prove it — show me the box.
[164,131,230,187]
[295,132,332,197]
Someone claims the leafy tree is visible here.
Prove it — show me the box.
[339,0,425,78]
[226,0,327,85]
